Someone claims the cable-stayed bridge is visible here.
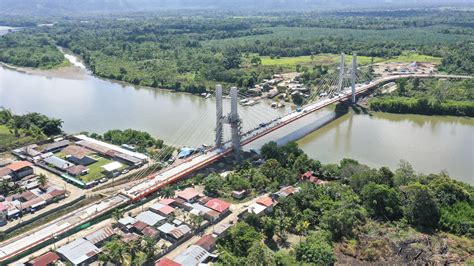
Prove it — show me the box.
[0,54,471,263]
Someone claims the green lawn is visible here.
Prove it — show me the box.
[79,156,116,183]
[380,51,442,64]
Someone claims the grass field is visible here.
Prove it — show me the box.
[79,156,117,183]
[0,124,36,151]
[258,51,441,70]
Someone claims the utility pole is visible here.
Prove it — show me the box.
[338,53,345,93]
[351,54,357,104]
[228,87,241,162]
[215,84,224,149]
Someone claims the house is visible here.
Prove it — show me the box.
[56,238,101,265]
[84,226,114,246]
[66,165,89,177]
[232,190,247,199]
[43,156,74,170]
[118,216,137,232]
[6,161,34,180]
[256,196,275,213]
[115,153,143,167]
[0,167,12,180]
[156,258,181,266]
[195,234,216,252]
[205,198,230,214]
[132,221,148,232]
[136,211,165,227]
[213,223,232,237]
[141,226,159,239]
[42,140,71,153]
[154,204,175,217]
[27,251,60,266]
[168,225,191,241]
[245,202,267,216]
[63,145,96,166]
[158,223,176,236]
[175,187,199,203]
[101,161,123,176]
[272,186,300,199]
[300,171,324,185]
[159,198,176,207]
[174,245,217,265]
[205,210,221,223]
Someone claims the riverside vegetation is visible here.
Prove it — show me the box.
[370,79,474,117]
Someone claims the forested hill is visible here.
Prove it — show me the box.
[0,0,472,15]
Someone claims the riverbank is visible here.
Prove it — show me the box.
[0,60,87,80]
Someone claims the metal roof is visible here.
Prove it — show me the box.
[84,226,114,245]
[56,238,100,265]
[136,211,165,226]
[174,245,215,266]
[43,156,74,170]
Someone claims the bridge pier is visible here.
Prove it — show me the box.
[338,53,345,93]
[351,54,357,104]
[229,87,242,162]
[215,84,224,149]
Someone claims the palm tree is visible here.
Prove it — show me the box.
[140,236,157,258]
[295,220,310,244]
[112,209,123,223]
[189,214,205,229]
[160,186,175,199]
[37,174,48,187]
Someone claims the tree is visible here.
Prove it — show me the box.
[37,173,48,187]
[160,186,175,199]
[295,220,310,243]
[402,183,440,228]
[189,213,205,229]
[361,183,402,220]
[250,56,262,66]
[112,209,123,222]
[246,241,276,266]
[394,160,415,186]
[203,174,221,197]
[295,230,335,265]
[321,204,366,241]
[219,222,262,257]
[140,236,156,258]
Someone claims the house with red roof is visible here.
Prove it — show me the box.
[205,198,230,214]
[300,171,324,185]
[6,161,34,180]
[256,196,275,213]
[156,258,181,266]
[159,198,176,206]
[26,251,60,266]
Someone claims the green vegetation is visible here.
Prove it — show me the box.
[370,79,474,117]
[213,142,473,264]
[99,237,156,265]
[89,129,164,153]
[0,9,472,93]
[0,31,65,68]
[0,109,63,151]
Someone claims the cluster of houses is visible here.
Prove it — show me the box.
[12,134,148,188]
[0,160,66,225]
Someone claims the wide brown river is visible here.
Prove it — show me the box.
[0,63,472,184]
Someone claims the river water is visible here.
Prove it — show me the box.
[0,55,472,183]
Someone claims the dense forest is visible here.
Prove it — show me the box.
[0,9,472,93]
[370,79,474,116]
[210,142,473,264]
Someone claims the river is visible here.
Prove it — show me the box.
[0,53,472,183]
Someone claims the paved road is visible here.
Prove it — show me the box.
[0,73,470,263]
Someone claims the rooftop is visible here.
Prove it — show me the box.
[66,165,88,176]
[75,135,148,160]
[247,202,267,215]
[43,140,71,152]
[157,205,175,215]
[158,223,176,234]
[159,198,175,205]
[84,226,114,245]
[175,187,199,201]
[256,196,274,207]
[62,145,94,159]
[156,258,181,266]
[101,161,123,172]
[136,211,165,226]
[28,251,60,266]
[56,238,100,265]
[195,234,216,252]
[205,198,230,213]
[169,225,191,239]
[43,156,74,170]
[6,161,33,172]
[174,245,216,266]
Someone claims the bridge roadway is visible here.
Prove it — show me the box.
[0,73,471,263]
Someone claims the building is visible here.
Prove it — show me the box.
[66,165,89,177]
[158,223,176,236]
[256,196,275,213]
[300,171,324,185]
[84,226,114,246]
[245,202,267,216]
[272,186,300,199]
[168,225,191,241]
[175,187,200,203]
[118,216,137,232]
[150,203,175,217]
[42,140,71,153]
[231,190,247,199]
[26,251,60,266]
[0,167,12,180]
[195,234,216,252]
[158,198,176,207]
[6,161,34,180]
[205,198,230,214]
[141,226,159,239]
[101,161,123,176]
[43,156,74,170]
[173,245,217,265]
[156,258,181,266]
[136,211,165,227]
[63,145,97,166]
[56,238,101,265]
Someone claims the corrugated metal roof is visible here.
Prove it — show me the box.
[136,211,165,226]
[56,238,100,265]
[84,226,114,245]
